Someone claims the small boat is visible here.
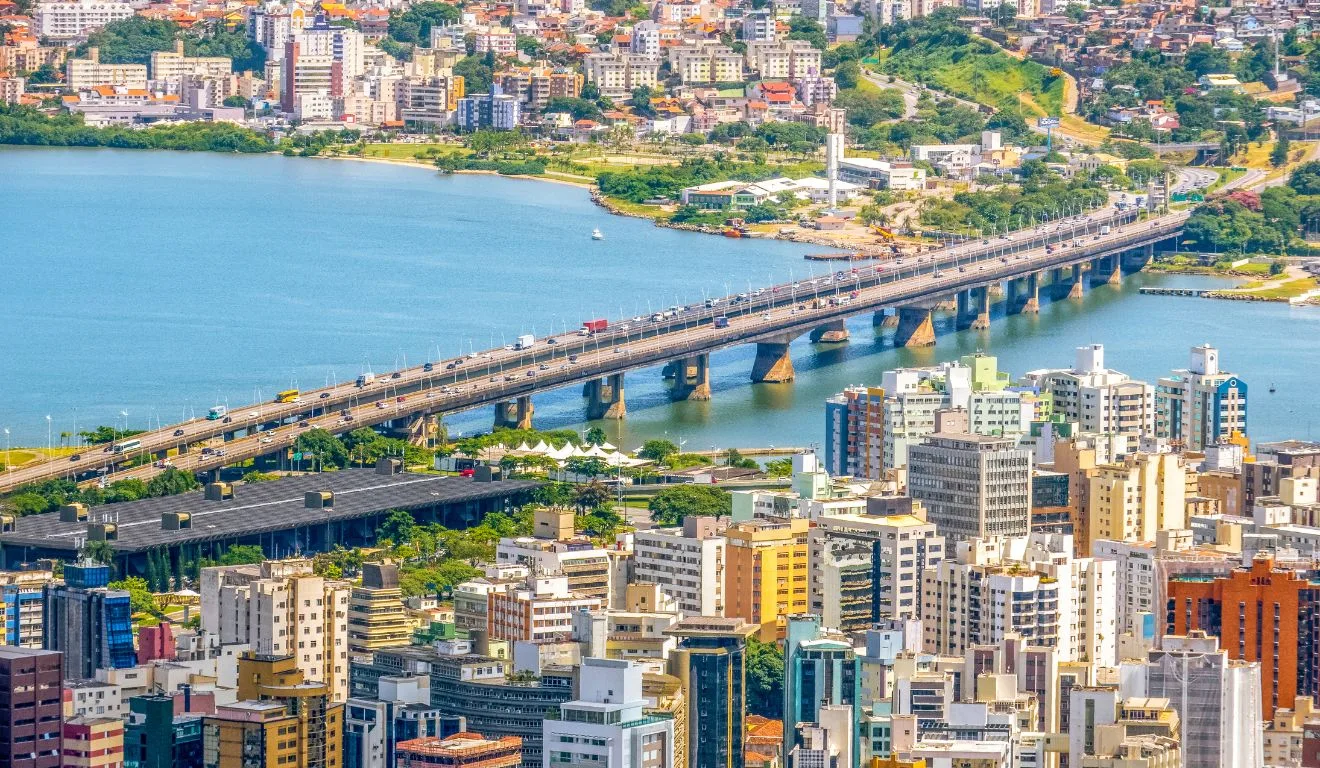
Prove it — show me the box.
[591,228,604,241]
[1269,383,1276,393]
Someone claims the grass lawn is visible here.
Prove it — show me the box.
[360,143,471,161]
[604,197,671,219]
[2,446,80,467]
[1208,168,1246,192]
[877,39,1065,117]
[1229,277,1318,299]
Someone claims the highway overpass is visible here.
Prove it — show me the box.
[0,205,1188,494]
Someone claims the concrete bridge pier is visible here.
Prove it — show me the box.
[1068,264,1086,299]
[970,286,991,330]
[987,282,1005,299]
[1017,272,1041,314]
[495,397,534,430]
[933,296,958,313]
[1093,255,1122,286]
[586,374,627,419]
[894,307,936,347]
[955,289,972,328]
[809,319,850,343]
[874,309,899,328]
[670,354,712,401]
[751,336,796,383]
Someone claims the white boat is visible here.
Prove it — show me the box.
[591,228,604,241]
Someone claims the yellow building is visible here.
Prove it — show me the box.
[205,653,343,768]
[347,563,411,653]
[724,517,810,641]
[1088,453,1186,545]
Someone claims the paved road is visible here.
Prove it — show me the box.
[1,202,1187,493]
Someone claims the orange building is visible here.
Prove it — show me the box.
[395,733,523,768]
[1167,554,1320,717]
[724,517,810,641]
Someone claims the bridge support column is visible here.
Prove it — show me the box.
[987,282,1005,299]
[495,397,534,430]
[934,296,958,313]
[1099,255,1122,286]
[1068,264,1086,299]
[1018,272,1041,314]
[874,309,899,328]
[751,338,795,383]
[971,286,991,330]
[955,289,971,328]
[809,319,849,343]
[670,354,712,401]
[586,374,626,419]
[894,307,936,347]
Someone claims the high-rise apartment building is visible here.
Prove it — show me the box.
[908,433,1032,543]
[487,575,602,643]
[541,658,676,768]
[1024,345,1155,436]
[825,386,885,479]
[1,568,51,647]
[633,516,725,618]
[1166,554,1320,719]
[42,562,135,678]
[807,501,944,633]
[0,646,63,768]
[1087,452,1187,545]
[1156,344,1249,451]
[724,516,810,641]
[1134,633,1263,768]
[347,563,411,654]
[205,652,344,768]
[783,615,860,761]
[201,559,351,702]
[35,0,133,39]
[922,534,1116,665]
[62,716,123,768]
[666,617,757,768]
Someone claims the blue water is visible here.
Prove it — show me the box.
[3,147,1318,449]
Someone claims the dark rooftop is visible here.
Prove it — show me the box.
[0,470,539,554]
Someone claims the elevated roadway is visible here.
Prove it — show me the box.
[0,204,1188,493]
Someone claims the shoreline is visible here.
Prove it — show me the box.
[324,151,873,254]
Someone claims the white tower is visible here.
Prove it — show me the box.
[825,132,844,210]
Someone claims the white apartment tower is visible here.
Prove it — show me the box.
[200,558,351,702]
[632,516,726,617]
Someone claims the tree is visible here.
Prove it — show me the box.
[745,637,784,718]
[638,439,679,462]
[1288,161,1320,195]
[765,458,794,477]
[223,95,247,108]
[565,456,611,477]
[146,467,199,498]
[387,1,460,44]
[295,428,348,469]
[648,485,731,526]
[378,509,417,544]
[109,576,157,616]
[834,60,861,90]
[1271,133,1291,168]
[786,16,827,50]
[81,540,116,566]
[723,448,759,469]
[631,85,657,117]
[584,427,608,446]
[574,481,612,512]
[453,55,493,94]
[216,544,266,566]
[77,17,180,64]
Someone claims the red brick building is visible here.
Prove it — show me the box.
[1167,554,1320,717]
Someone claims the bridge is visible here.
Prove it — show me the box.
[0,207,1189,494]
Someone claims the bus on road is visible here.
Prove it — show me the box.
[276,389,301,404]
[111,439,142,454]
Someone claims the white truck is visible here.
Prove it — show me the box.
[514,334,535,350]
